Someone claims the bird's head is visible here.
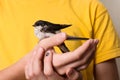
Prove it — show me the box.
[33,20,49,32]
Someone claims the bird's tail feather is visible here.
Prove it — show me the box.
[58,43,69,53]
[67,35,89,40]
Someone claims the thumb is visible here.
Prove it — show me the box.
[39,32,67,51]
[66,68,82,80]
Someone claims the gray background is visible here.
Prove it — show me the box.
[100,0,120,78]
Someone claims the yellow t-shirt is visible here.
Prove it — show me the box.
[0,0,120,80]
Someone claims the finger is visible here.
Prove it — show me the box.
[76,39,99,70]
[66,39,99,70]
[39,32,67,51]
[66,68,82,80]
[25,47,45,79]
[27,50,37,79]
[32,47,45,76]
[79,39,99,64]
[73,39,94,58]
[72,39,98,66]
[44,50,65,80]
[53,39,95,67]
[80,39,99,58]
[44,50,54,77]
[53,39,98,75]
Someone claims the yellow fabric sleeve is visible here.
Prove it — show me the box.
[93,2,120,64]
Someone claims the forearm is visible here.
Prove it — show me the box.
[94,59,119,80]
[0,54,31,80]
[0,61,25,80]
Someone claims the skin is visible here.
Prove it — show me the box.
[94,59,119,80]
[24,33,120,80]
[0,34,119,80]
[25,48,82,80]
[25,33,98,80]
[0,33,98,80]
[36,32,98,75]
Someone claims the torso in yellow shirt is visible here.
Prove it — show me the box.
[0,0,120,80]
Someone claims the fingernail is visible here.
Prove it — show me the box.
[45,52,50,56]
[95,39,99,44]
[89,39,94,43]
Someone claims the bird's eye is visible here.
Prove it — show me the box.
[41,24,45,26]
[35,23,40,26]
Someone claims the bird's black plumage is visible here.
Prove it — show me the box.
[33,20,71,32]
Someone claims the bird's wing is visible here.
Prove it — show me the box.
[48,24,71,31]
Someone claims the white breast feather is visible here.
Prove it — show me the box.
[34,26,55,40]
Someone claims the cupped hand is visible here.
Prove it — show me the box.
[37,32,99,75]
[25,48,82,80]
[25,32,98,78]
[53,39,98,75]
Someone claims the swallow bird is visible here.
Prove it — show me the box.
[33,20,89,53]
